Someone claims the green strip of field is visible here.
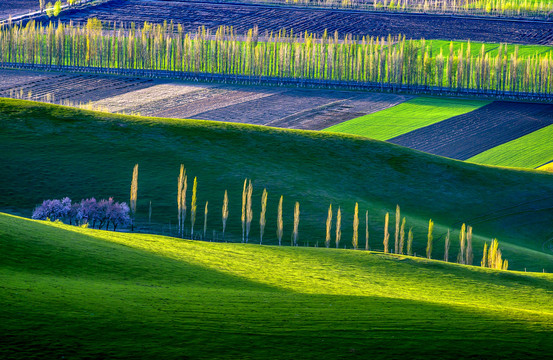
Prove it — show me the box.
[467,124,553,169]
[323,97,490,140]
[422,40,553,58]
[538,162,553,172]
[1,213,553,359]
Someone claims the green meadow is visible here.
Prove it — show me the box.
[322,97,489,140]
[1,98,553,271]
[422,40,553,58]
[468,124,553,169]
[1,213,553,359]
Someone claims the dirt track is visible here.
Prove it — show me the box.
[388,102,553,160]
[46,0,553,44]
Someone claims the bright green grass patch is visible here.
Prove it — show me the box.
[323,97,490,140]
[1,98,553,271]
[538,162,553,172]
[467,124,553,169]
[422,40,553,58]
[2,213,553,359]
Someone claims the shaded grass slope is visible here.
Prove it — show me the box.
[1,98,553,271]
[1,213,553,359]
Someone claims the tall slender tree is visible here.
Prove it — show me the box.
[325,204,332,248]
[293,201,300,246]
[466,225,473,265]
[335,206,342,248]
[407,227,413,256]
[352,202,359,249]
[399,217,406,255]
[241,179,247,243]
[444,229,450,262]
[190,177,197,237]
[177,165,186,237]
[246,180,253,243]
[130,163,138,232]
[457,224,466,264]
[222,190,228,242]
[426,219,434,259]
[383,212,389,253]
[481,242,488,267]
[394,205,400,254]
[203,201,208,240]
[259,188,268,244]
[277,195,283,246]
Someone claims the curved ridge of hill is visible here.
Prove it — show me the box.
[0,98,553,271]
[1,213,553,359]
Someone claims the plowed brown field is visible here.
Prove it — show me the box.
[46,0,553,44]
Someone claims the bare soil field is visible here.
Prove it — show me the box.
[193,90,409,129]
[46,0,553,45]
[388,102,553,160]
[0,0,37,19]
[0,70,155,104]
[0,69,409,129]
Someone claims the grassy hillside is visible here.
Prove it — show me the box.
[468,124,553,169]
[1,98,553,271]
[1,213,553,359]
[322,97,489,140]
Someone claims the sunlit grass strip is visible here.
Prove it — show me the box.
[467,124,553,169]
[537,162,553,172]
[322,97,489,140]
[1,20,553,96]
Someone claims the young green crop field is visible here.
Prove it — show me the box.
[1,98,553,271]
[467,124,553,169]
[322,97,490,140]
[1,213,553,359]
[421,40,553,58]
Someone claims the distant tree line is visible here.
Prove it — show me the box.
[221,0,553,19]
[1,21,552,97]
[32,197,131,231]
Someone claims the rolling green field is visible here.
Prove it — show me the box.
[1,213,553,359]
[1,98,553,271]
[467,124,553,169]
[322,97,489,140]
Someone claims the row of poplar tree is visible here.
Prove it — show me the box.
[245,0,553,18]
[1,20,552,96]
[133,164,508,270]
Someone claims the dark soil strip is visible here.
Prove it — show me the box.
[41,0,553,45]
[0,0,38,18]
[388,101,553,160]
[0,69,155,103]
[193,90,353,125]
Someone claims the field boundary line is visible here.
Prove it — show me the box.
[2,63,553,103]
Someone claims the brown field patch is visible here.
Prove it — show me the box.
[0,68,410,129]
